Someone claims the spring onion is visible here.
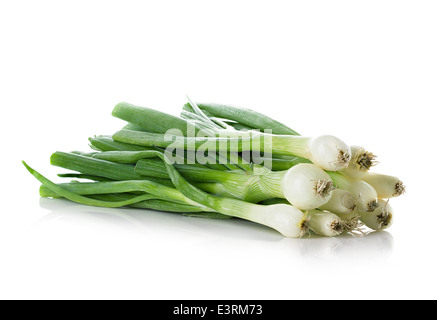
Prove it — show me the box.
[340,146,377,179]
[281,163,334,210]
[113,102,198,135]
[328,172,379,212]
[24,97,405,238]
[307,210,343,237]
[62,149,333,210]
[152,150,309,238]
[361,173,405,198]
[40,187,216,214]
[183,102,300,135]
[23,162,162,208]
[336,211,363,234]
[318,189,357,217]
[113,129,351,172]
[136,159,334,210]
[359,200,393,230]
[37,148,310,237]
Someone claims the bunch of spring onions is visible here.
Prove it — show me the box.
[24,99,405,238]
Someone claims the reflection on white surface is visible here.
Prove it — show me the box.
[38,197,283,241]
[38,198,393,263]
[284,231,393,263]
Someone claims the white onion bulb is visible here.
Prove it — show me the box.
[282,163,334,210]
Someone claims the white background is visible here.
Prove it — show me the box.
[1,0,436,300]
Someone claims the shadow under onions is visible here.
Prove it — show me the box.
[284,231,394,263]
[37,197,283,241]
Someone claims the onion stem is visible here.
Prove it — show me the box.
[113,129,351,171]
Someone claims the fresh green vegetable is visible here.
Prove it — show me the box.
[359,200,393,230]
[183,102,300,135]
[113,129,351,171]
[114,102,251,172]
[51,151,143,181]
[328,171,379,213]
[38,179,211,209]
[146,150,308,237]
[318,189,357,217]
[307,210,343,237]
[135,159,334,209]
[86,148,334,209]
[23,98,405,238]
[34,149,310,237]
[23,161,161,208]
[340,146,377,178]
[113,102,197,135]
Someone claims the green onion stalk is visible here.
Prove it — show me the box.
[183,103,386,177]
[112,102,352,172]
[361,173,406,198]
[340,146,377,178]
[24,151,310,238]
[40,187,220,215]
[318,189,357,217]
[307,210,344,237]
[23,99,405,237]
[113,102,251,172]
[86,151,335,210]
[182,102,300,136]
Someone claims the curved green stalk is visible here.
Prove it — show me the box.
[37,179,212,210]
[183,98,253,172]
[56,173,113,182]
[134,158,285,202]
[135,158,239,182]
[112,102,249,172]
[22,161,161,208]
[90,136,219,169]
[183,102,299,135]
[113,102,201,135]
[89,135,151,152]
[77,193,221,214]
[57,149,280,225]
[51,151,144,181]
[92,150,167,164]
[113,129,309,156]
